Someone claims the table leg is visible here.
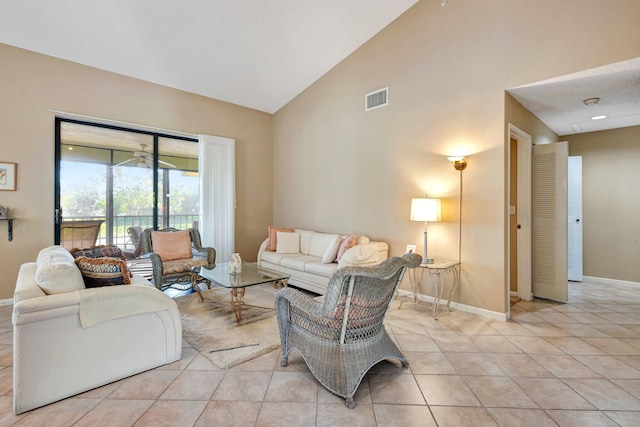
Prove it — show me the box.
[191,272,205,302]
[273,279,289,289]
[230,288,246,324]
[446,265,460,311]
[430,270,444,320]
[397,267,424,309]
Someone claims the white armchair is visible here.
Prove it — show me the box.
[12,246,182,414]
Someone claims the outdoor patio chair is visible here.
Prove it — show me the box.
[139,227,216,292]
[59,220,105,251]
[124,226,143,259]
[275,252,422,408]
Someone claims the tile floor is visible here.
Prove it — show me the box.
[2,278,640,426]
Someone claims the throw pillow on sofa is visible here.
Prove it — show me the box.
[268,226,294,251]
[276,231,300,254]
[69,244,126,261]
[337,232,357,262]
[74,256,132,288]
[322,235,343,264]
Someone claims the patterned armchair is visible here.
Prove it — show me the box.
[276,253,422,408]
[139,227,216,291]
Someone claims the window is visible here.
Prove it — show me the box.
[55,118,199,254]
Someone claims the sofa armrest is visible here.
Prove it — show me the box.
[14,263,46,305]
[338,242,389,269]
[193,246,216,266]
[257,238,269,267]
[13,284,176,328]
[142,252,164,290]
[13,290,81,320]
[78,285,176,328]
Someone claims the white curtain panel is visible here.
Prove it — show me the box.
[198,134,236,264]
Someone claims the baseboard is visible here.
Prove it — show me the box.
[511,290,534,300]
[0,298,13,307]
[583,276,640,287]
[395,289,507,321]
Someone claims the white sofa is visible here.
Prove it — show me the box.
[13,246,182,414]
[257,228,389,295]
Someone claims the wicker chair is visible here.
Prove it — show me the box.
[276,252,422,408]
[59,220,104,251]
[139,227,216,291]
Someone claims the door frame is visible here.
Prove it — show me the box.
[506,124,533,315]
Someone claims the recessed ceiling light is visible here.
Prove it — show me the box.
[583,97,600,106]
[591,115,607,120]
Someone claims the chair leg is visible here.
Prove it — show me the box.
[280,355,288,367]
[345,397,355,409]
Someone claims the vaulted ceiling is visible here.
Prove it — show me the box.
[2,1,638,134]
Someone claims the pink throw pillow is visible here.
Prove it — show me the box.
[152,230,193,261]
[268,226,294,251]
[336,233,357,262]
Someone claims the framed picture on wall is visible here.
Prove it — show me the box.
[0,162,17,191]
[405,244,416,254]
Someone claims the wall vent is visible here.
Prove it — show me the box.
[365,87,388,111]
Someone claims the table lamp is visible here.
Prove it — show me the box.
[410,195,441,264]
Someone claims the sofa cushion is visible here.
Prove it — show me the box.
[322,235,342,264]
[268,226,294,251]
[337,233,357,261]
[308,233,340,258]
[162,257,209,275]
[261,251,305,265]
[295,229,315,255]
[35,245,86,295]
[151,230,193,261]
[281,255,321,271]
[276,231,300,254]
[69,244,126,261]
[305,261,339,278]
[74,256,132,288]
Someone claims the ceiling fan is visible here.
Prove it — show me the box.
[113,144,176,169]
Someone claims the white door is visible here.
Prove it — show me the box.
[532,141,568,302]
[568,156,583,281]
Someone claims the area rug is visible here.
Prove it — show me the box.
[174,283,281,369]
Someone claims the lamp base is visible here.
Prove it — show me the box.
[421,258,435,265]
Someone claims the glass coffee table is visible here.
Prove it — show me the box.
[191,262,290,324]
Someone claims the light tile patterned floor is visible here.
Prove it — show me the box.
[2,278,640,426]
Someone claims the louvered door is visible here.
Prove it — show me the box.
[532,142,568,302]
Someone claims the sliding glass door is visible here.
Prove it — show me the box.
[54,118,198,255]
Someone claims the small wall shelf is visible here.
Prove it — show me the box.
[0,218,15,242]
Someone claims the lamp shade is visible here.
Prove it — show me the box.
[410,197,441,222]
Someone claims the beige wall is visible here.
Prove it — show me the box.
[567,126,640,283]
[274,0,640,313]
[0,43,273,300]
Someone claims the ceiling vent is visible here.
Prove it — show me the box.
[365,87,388,111]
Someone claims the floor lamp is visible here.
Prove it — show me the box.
[447,156,467,263]
[410,195,441,265]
